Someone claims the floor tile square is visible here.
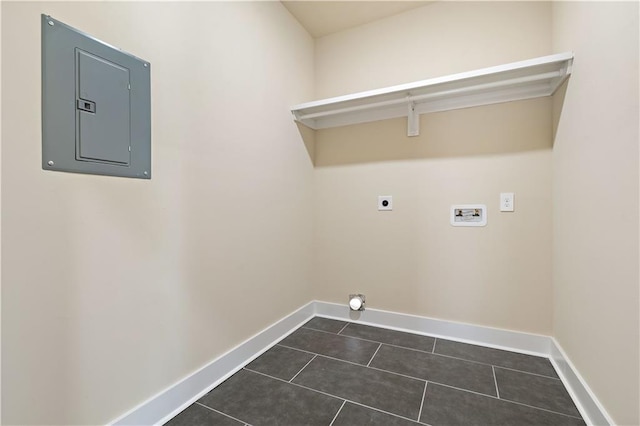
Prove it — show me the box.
[279,327,379,365]
[340,323,435,352]
[420,383,586,426]
[164,403,243,426]
[495,367,581,417]
[245,345,314,381]
[303,317,349,333]
[370,344,497,396]
[198,369,342,426]
[293,356,425,420]
[434,339,558,378]
[332,402,422,426]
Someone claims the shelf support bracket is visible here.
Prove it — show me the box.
[407,100,419,137]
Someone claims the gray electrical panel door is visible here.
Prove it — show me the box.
[76,49,131,164]
[42,14,151,179]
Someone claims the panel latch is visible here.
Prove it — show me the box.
[77,99,96,114]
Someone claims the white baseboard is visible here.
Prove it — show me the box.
[109,301,315,426]
[108,300,611,426]
[312,301,551,357]
[549,338,614,426]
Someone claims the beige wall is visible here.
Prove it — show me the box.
[315,1,552,98]
[313,1,555,334]
[551,2,639,425]
[1,2,314,424]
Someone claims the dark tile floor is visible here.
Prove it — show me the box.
[165,317,586,426]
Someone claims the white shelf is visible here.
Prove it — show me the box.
[291,52,573,136]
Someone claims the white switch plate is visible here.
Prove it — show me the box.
[500,193,514,212]
[378,195,392,211]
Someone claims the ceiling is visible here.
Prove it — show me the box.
[281,1,433,38]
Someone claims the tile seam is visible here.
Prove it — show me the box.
[378,343,525,374]
[366,343,382,367]
[300,327,439,358]
[346,400,431,425]
[302,324,349,335]
[289,354,317,383]
[493,365,561,380]
[337,322,351,334]
[429,382,585,420]
[417,381,428,422]
[425,346,557,377]
[276,343,374,368]
[270,343,570,418]
[328,400,346,426]
[245,368,423,423]
[280,338,528,381]
[248,365,582,422]
[307,322,555,378]
[195,402,252,426]
[299,326,554,377]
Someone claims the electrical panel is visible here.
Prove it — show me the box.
[42,14,151,179]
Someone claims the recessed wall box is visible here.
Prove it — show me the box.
[451,204,487,227]
[42,15,151,179]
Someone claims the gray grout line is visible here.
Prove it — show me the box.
[285,333,559,382]
[298,328,454,361]
[277,344,428,384]
[257,344,578,421]
[344,400,432,425]
[301,324,560,380]
[289,354,317,383]
[195,402,252,426]
[417,381,428,422]
[296,326,554,377]
[429,382,584,420]
[277,340,570,407]
[277,344,361,366]
[303,326,357,338]
[244,367,287,382]
[493,365,561,380]
[276,343,318,356]
[492,366,501,399]
[367,363,427,384]
[244,358,582,424]
[367,343,382,367]
[383,342,559,379]
[428,381,510,401]
[328,400,346,426]
[501,398,584,420]
[252,364,578,423]
[244,368,426,424]
[337,322,351,334]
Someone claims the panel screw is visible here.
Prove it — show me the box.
[143,171,148,176]
[143,63,148,68]
[48,21,54,26]
[47,160,54,166]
